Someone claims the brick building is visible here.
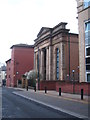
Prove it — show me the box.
[76,0,90,82]
[34,22,79,89]
[6,44,34,87]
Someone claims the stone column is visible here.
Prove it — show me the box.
[39,49,41,73]
[46,46,49,80]
[34,52,36,70]
[49,46,52,80]
[35,52,38,72]
[40,49,44,80]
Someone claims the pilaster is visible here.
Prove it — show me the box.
[49,45,52,80]
[46,46,49,80]
[40,49,44,80]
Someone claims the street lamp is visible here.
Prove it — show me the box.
[72,70,75,94]
[16,72,19,75]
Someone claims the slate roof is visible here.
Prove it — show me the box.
[10,44,34,49]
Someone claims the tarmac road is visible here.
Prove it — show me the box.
[1,87,82,119]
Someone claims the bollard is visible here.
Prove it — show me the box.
[34,86,36,92]
[45,86,47,94]
[81,89,83,100]
[26,86,28,91]
[59,88,61,96]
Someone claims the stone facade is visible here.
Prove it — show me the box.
[34,22,79,84]
[76,0,90,82]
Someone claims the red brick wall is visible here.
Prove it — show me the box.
[65,34,79,79]
[13,47,34,87]
[56,81,90,95]
[39,81,90,95]
[6,46,34,87]
[40,81,56,90]
[6,60,11,87]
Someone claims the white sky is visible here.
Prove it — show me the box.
[0,0,78,65]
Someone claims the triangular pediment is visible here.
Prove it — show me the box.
[37,27,51,37]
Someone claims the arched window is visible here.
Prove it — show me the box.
[56,48,59,80]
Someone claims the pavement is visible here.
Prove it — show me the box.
[11,87,90,120]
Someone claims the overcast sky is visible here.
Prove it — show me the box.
[0,0,78,65]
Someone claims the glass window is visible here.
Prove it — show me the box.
[86,47,90,56]
[85,21,90,82]
[85,22,90,46]
[87,73,90,82]
[86,65,90,70]
[85,22,90,32]
[86,58,90,64]
[84,0,90,8]
[56,48,59,80]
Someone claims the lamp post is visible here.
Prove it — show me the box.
[72,70,75,94]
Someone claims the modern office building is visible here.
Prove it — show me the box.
[6,44,34,87]
[76,0,90,82]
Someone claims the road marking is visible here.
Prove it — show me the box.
[13,92,88,119]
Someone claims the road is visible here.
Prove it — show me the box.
[2,87,83,119]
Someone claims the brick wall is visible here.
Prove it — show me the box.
[40,81,56,90]
[39,80,90,95]
[56,81,90,95]
[6,46,34,87]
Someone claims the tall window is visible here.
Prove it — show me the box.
[84,0,90,8]
[85,21,90,82]
[56,48,59,80]
[85,21,90,46]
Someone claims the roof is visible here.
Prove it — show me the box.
[37,27,52,37]
[53,22,67,29]
[10,44,34,49]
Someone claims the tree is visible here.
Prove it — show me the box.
[26,70,38,87]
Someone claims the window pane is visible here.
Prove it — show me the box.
[86,65,90,70]
[87,73,90,82]
[87,22,90,30]
[85,32,90,38]
[56,48,59,80]
[85,38,90,46]
[57,73,59,80]
[86,58,90,64]
[85,25,90,46]
[86,47,90,56]
[85,22,90,31]
[84,0,90,8]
